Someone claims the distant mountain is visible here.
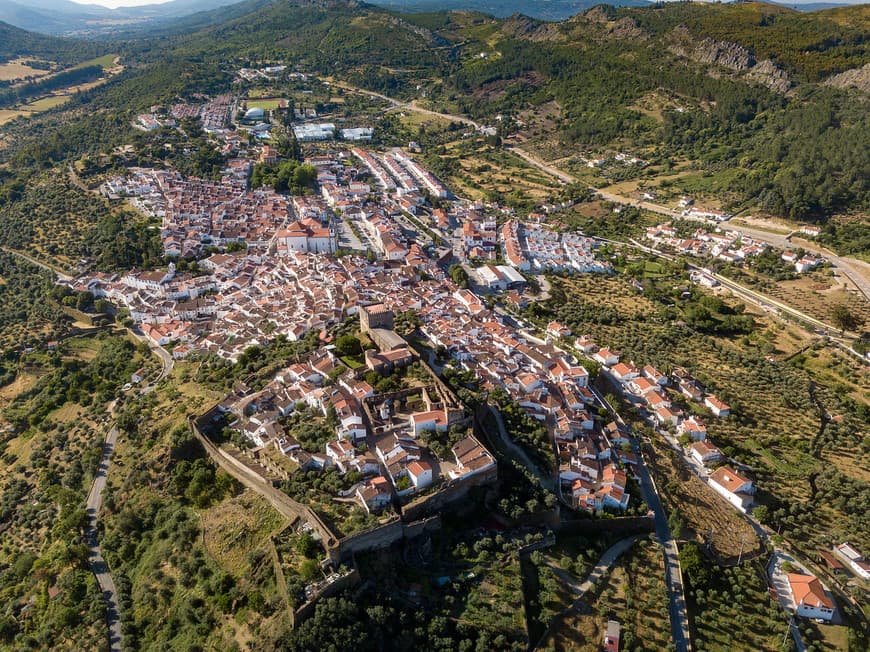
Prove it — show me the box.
[769,1,852,10]
[368,0,650,20]
[0,20,104,63]
[0,0,250,35]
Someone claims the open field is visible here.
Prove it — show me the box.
[202,491,285,575]
[0,58,52,82]
[72,54,118,70]
[23,95,71,111]
[246,98,284,110]
[434,140,559,206]
[0,109,31,125]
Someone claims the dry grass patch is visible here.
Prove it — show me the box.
[202,491,286,575]
[646,438,760,561]
[0,59,52,82]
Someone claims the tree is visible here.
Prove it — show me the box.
[334,334,362,357]
[752,505,769,523]
[830,304,863,332]
[448,264,469,288]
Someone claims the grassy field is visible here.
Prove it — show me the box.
[71,54,118,70]
[0,58,52,82]
[246,98,284,110]
[0,108,31,125]
[23,95,71,111]
[202,491,285,575]
[433,139,559,206]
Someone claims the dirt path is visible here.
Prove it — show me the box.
[533,535,643,650]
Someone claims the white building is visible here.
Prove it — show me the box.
[689,440,723,465]
[409,410,448,436]
[787,574,836,621]
[339,127,374,141]
[834,543,870,580]
[407,460,433,490]
[679,417,708,442]
[709,466,754,511]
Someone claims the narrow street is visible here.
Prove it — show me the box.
[635,458,692,652]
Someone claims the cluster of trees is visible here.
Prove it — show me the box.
[251,160,317,194]
[6,335,141,429]
[0,21,105,64]
[0,252,70,352]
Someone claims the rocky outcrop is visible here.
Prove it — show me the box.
[668,25,791,94]
[501,14,564,42]
[824,64,870,94]
[608,16,646,41]
[746,59,792,94]
[669,27,754,71]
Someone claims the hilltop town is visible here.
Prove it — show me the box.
[1,3,869,649]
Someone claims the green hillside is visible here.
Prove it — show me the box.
[0,21,105,65]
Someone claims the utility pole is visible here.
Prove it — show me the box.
[781,615,794,651]
[738,533,747,565]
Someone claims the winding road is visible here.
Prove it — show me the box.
[84,425,123,652]
[129,326,174,392]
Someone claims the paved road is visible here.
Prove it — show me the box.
[84,426,123,652]
[768,551,808,652]
[728,223,870,304]
[326,79,482,130]
[624,238,865,360]
[510,147,574,184]
[128,327,174,393]
[576,535,642,596]
[588,386,692,652]
[635,456,692,652]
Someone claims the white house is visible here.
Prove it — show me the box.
[642,365,668,386]
[593,348,619,366]
[356,476,392,513]
[704,395,731,417]
[834,543,870,580]
[690,440,723,465]
[679,417,708,442]
[787,574,835,621]
[409,410,448,436]
[407,460,433,490]
[654,405,681,427]
[709,466,754,510]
